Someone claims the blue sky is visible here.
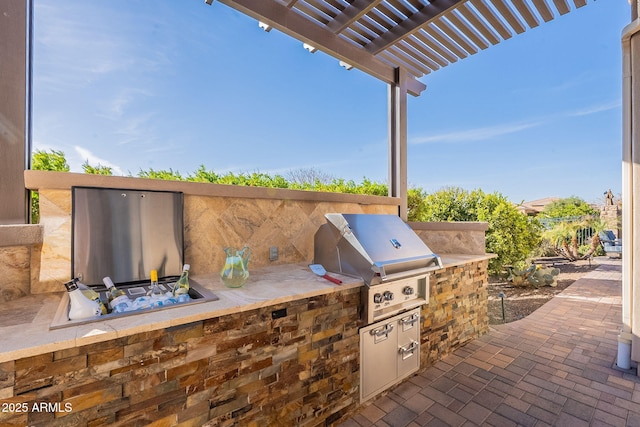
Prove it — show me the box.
[33,0,630,205]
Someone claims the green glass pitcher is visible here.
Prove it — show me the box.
[220,246,250,288]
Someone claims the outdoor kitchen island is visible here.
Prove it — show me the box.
[0,171,493,426]
[0,254,491,427]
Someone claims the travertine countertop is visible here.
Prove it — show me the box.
[0,254,493,363]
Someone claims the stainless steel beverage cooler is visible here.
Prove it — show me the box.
[72,186,184,285]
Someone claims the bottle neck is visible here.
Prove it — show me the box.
[103,277,116,290]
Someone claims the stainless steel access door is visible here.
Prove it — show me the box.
[360,317,398,401]
[360,307,421,402]
[72,187,184,286]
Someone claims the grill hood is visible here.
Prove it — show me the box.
[313,214,442,286]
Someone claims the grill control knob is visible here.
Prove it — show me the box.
[373,293,384,304]
[383,291,394,301]
[402,286,415,296]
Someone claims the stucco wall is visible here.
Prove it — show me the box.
[22,172,399,294]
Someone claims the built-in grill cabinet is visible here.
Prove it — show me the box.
[313,213,444,402]
[360,307,421,402]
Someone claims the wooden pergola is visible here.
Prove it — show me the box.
[207,0,592,219]
[0,0,593,223]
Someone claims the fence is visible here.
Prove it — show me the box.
[538,215,599,247]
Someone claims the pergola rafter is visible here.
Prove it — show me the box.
[214,0,589,87]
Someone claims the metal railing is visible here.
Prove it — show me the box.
[539,214,599,247]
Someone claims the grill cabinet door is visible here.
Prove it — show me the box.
[360,319,398,401]
[360,308,422,402]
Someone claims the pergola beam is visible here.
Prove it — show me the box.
[216,0,426,96]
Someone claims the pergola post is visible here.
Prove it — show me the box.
[621,9,640,369]
[0,0,31,224]
[389,67,409,221]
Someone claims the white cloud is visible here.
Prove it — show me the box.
[74,146,124,176]
[410,98,622,146]
[568,100,621,117]
[410,121,542,145]
[116,116,160,148]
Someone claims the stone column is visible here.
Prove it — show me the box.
[600,204,621,236]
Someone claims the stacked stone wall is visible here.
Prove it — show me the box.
[0,261,489,426]
[0,246,31,302]
[0,288,361,426]
[421,260,489,366]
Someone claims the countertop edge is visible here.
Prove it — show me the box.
[0,255,492,363]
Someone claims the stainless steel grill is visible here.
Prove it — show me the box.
[314,213,442,286]
[314,213,443,402]
[314,213,442,324]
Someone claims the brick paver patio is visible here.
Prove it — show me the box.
[341,258,633,426]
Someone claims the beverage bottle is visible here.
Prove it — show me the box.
[64,278,102,320]
[103,277,131,313]
[148,269,164,298]
[173,264,190,297]
[76,279,108,315]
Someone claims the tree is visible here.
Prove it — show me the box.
[137,168,184,181]
[543,217,606,261]
[32,149,69,172]
[407,188,427,222]
[286,167,334,186]
[415,187,542,275]
[580,219,607,259]
[187,165,219,183]
[540,196,597,218]
[543,221,579,261]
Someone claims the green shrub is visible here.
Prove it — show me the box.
[534,239,558,258]
[28,153,540,274]
[540,196,597,218]
[30,149,71,223]
[414,187,542,275]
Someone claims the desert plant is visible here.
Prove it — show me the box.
[543,217,605,261]
[506,264,559,287]
[579,219,607,259]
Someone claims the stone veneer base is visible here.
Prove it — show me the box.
[0,260,489,426]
